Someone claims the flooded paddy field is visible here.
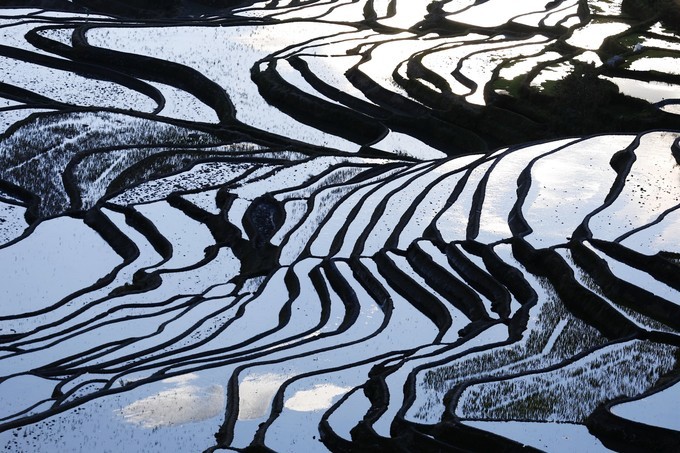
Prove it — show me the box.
[1,1,680,451]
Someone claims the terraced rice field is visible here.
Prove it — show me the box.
[1,1,679,451]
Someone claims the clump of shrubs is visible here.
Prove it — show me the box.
[622,0,680,30]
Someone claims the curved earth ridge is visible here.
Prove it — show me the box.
[0,1,679,452]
